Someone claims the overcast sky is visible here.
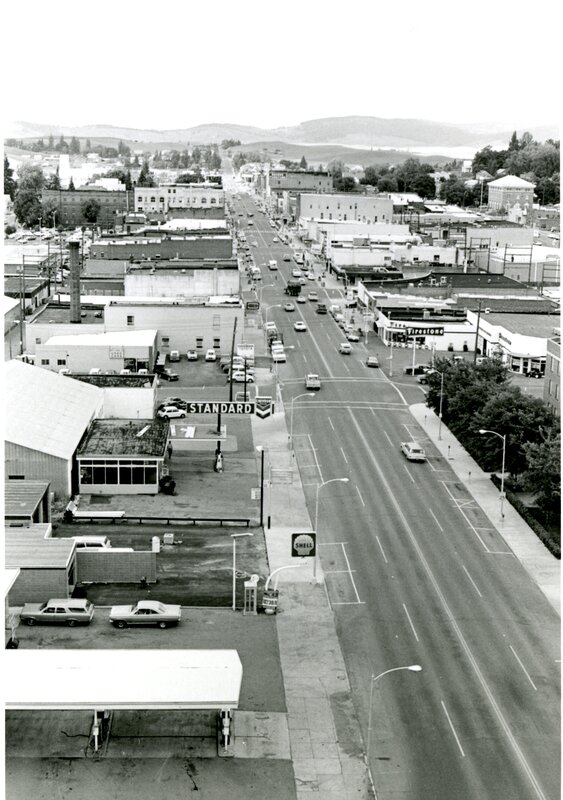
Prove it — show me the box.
[3,0,560,132]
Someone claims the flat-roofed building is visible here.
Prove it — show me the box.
[4,480,52,526]
[297,193,393,224]
[135,184,225,214]
[36,329,158,374]
[544,336,561,415]
[5,525,78,605]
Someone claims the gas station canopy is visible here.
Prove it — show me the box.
[5,649,243,711]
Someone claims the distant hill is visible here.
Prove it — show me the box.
[5,115,559,150]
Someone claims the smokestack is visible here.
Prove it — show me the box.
[69,240,81,323]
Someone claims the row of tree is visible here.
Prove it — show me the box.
[424,357,560,515]
[6,135,132,159]
[151,146,221,171]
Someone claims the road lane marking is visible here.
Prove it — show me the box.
[402,464,416,484]
[340,447,349,464]
[356,486,365,507]
[402,603,420,642]
[462,565,483,597]
[440,482,490,552]
[308,434,323,483]
[325,569,357,574]
[376,536,388,564]
[429,508,444,532]
[318,541,348,546]
[328,417,335,431]
[348,409,548,800]
[441,701,466,757]
[332,601,366,605]
[341,542,363,604]
[384,431,394,446]
[510,646,538,691]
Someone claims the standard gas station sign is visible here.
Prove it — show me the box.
[180,398,274,417]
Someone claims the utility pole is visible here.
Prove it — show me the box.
[228,316,238,402]
[473,300,483,363]
[19,257,26,355]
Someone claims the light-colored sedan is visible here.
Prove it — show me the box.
[400,441,427,462]
[294,321,308,332]
[205,349,217,361]
[307,291,318,302]
[284,302,295,312]
[109,600,181,628]
[186,350,198,361]
[231,371,255,383]
[157,405,187,419]
[20,598,94,627]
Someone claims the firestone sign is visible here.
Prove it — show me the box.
[406,326,445,337]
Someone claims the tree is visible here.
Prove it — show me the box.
[191,146,201,164]
[41,198,59,226]
[46,168,61,191]
[48,133,54,150]
[299,155,308,169]
[412,174,436,199]
[17,163,45,194]
[4,156,16,199]
[523,431,561,513]
[137,160,155,187]
[82,199,101,223]
[85,138,92,153]
[334,176,357,192]
[14,191,42,227]
[69,177,76,191]
[70,136,81,155]
[377,176,398,192]
[55,135,68,153]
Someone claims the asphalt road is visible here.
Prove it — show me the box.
[228,188,561,800]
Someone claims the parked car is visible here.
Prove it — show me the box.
[186,350,198,361]
[306,272,315,281]
[346,331,360,342]
[20,598,94,627]
[205,349,217,362]
[109,600,181,629]
[72,535,111,549]
[403,365,430,376]
[366,356,380,368]
[231,371,255,383]
[159,368,179,381]
[417,370,436,384]
[400,441,427,462]
[157,406,187,419]
[169,350,180,362]
[283,254,291,262]
[161,397,187,409]
[294,321,308,332]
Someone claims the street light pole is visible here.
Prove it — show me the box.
[256,446,265,527]
[230,532,254,611]
[314,478,349,579]
[290,392,316,448]
[479,429,506,517]
[366,665,422,761]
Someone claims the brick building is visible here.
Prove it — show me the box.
[42,187,133,227]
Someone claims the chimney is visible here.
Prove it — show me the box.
[69,240,81,323]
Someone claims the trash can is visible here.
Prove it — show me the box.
[262,589,279,615]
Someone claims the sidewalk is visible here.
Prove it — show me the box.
[251,410,371,800]
[410,403,561,616]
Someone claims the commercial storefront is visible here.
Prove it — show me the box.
[468,310,559,374]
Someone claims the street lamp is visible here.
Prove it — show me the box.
[429,369,445,440]
[366,665,422,760]
[255,446,266,527]
[479,429,507,518]
[256,283,274,305]
[230,532,254,611]
[290,392,316,448]
[264,303,282,327]
[315,478,350,579]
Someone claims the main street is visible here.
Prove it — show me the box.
[228,185,561,799]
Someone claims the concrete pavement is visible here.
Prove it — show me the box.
[410,402,560,616]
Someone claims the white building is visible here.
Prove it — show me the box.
[4,361,103,498]
[35,329,158,374]
[297,193,393,224]
[135,184,225,213]
[487,175,535,213]
[470,311,560,374]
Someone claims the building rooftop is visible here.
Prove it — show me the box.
[31,302,105,324]
[5,527,75,569]
[488,175,535,188]
[4,361,103,460]
[4,481,51,519]
[3,295,19,315]
[43,329,157,347]
[71,374,156,388]
[77,419,169,458]
[5,276,49,295]
[483,312,561,338]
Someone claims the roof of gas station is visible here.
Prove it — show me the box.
[5,649,243,711]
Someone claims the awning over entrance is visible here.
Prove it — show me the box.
[5,649,242,711]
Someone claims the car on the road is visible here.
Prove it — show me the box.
[186,350,198,361]
[205,349,217,361]
[159,368,179,381]
[252,241,258,247]
[339,342,352,354]
[109,600,181,629]
[400,441,427,462]
[307,291,318,301]
[231,371,255,383]
[417,370,436,384]
[346,331,360,342]
[283,254,291,261]
[306,272,315,280]
[366,356,380,368]
[305,373,321,390]
[284,302,295,312]
[316,303,327,314]
[294,321,308,332]
[20,598,94,627]
[272,236,279,242]
[296,295,306,304]
[403,364,430,376]
[292,268,302,278]
[157,405,187,419]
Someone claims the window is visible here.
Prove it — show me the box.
[212,315,221,329]
[196,337,203,349]
[127,315,134,326]
[213,337,221,349]
[35,338,41,345]
[41,359,50,365]
[161,336,170,346]
[57,359,67,366]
